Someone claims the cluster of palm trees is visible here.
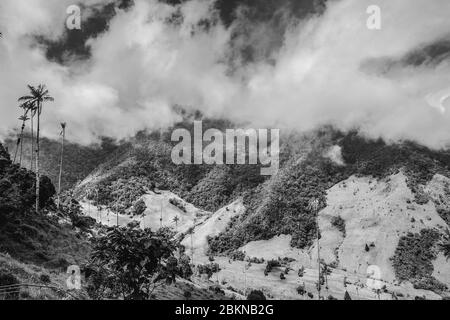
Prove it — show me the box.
[16,85,54,214]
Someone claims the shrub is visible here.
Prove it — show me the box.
[331,216,346,236]
[169,198,187,213]
[0,269,20,300]
[247,290,266,300]
[248,257,264,264]
[183,290,192,299]
[197,263,221,279]
[132,199,147,216]
[229,250,246,261]
[209,285,225,296]
[296,285,306,295]
[39,274,51,284]
[71,215,96,231]
[413,277,448,292]
[264,260,281,273]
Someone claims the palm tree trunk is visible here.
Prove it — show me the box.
[19,120,26,166]
[13,137,20,163]
[30,113,34,171]
[35,101,41,214]
[317,212,321,300]
[190,232,194,265]
[57,126,65,210]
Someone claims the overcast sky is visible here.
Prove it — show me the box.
[1,0,450,148]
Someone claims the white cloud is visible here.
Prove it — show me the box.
[1,0,450,148]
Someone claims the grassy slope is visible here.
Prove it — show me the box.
[0,143,90,270]
[0,252,74,300]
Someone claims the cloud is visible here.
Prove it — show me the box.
[1,0,450,148]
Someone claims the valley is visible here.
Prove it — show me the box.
[2,127,450,300]
[77,166,450,300]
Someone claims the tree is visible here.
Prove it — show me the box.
[18,85,54,214]
[439,229,450,260]
[344,291,352,300]
[17,112,30,166]
[308,198,322,300]
[173,216,180,231]
[28,102,37,171]
[132,198,147,216]
[57,122,66,209]
[38,175,56,208]
[87,226,180,300]
[12,105,29,164]
[247,290,266,300]
[187,226,195,265]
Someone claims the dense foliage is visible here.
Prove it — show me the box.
[0,143,90,267]
[81,119,267,214]
[392,229,447,293]
[209,131,450,254]
[86,226,192,300]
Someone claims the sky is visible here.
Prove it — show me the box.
[0,0,450,148]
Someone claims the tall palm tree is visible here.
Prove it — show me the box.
[308,198,321,300]
[12,107,29,165]
[173,216,180,231]
[18,111,30,166]
[16,101,34,167]
[28,103,37,171]
[12,133,20,164]
[18,85,54,214]
[187,226,195,265]
[57,122,66,210]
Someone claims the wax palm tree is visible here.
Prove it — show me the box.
[12,132,20,164]
[12,106,29,164]
[17,101,35,169]
[28,103,37,171]
[18,85,54,214]
[308,198,321,300]
[173,216,180,231]
[18,111,30,166]
[187,226,195,265]
[57,122,66,210]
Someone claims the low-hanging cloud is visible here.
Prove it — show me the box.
[1,0,450,148]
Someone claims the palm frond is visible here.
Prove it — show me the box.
[18,95,35,102]
[19,115,30,122]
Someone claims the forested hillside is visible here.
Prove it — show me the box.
[4,135,124,191]
[0,143,90,268]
